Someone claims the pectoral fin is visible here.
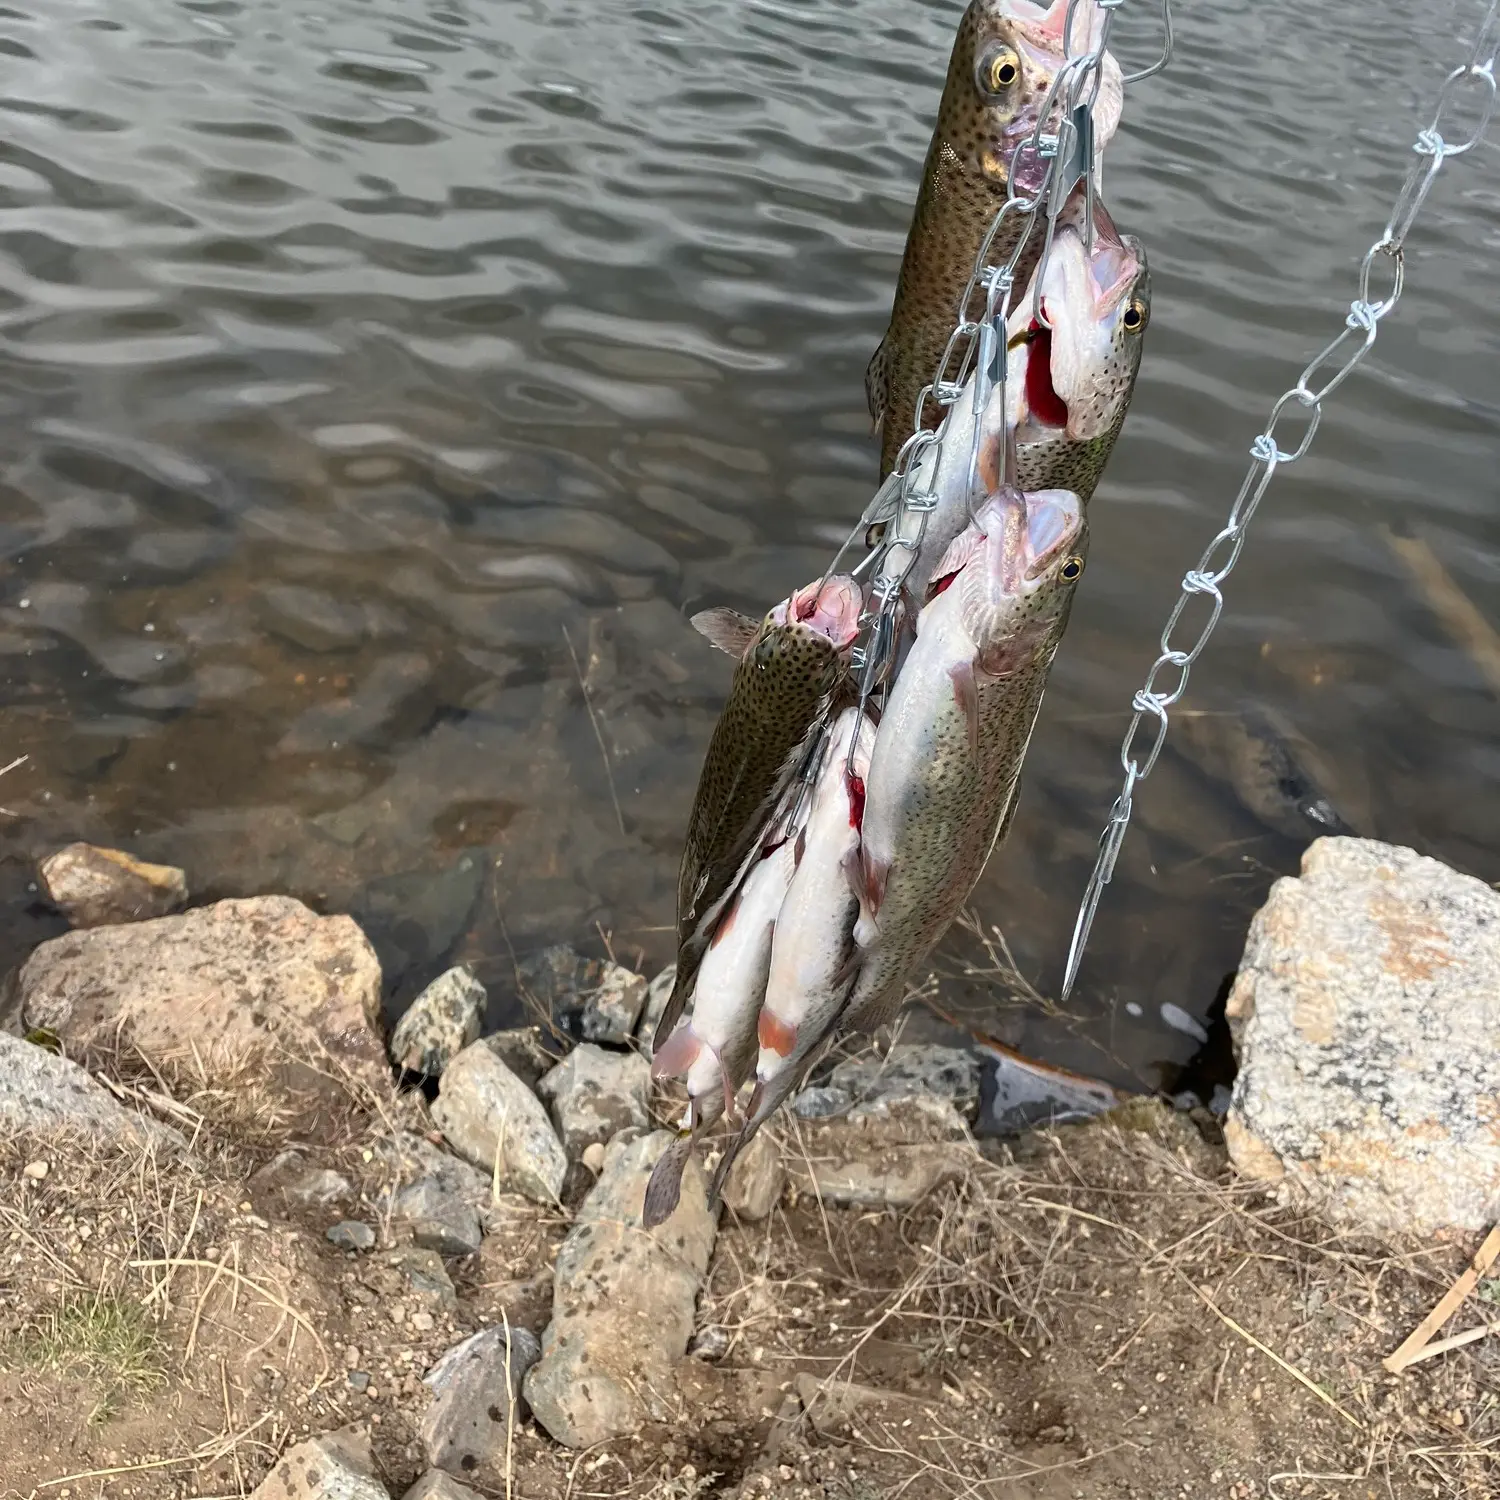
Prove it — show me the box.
[691,607,760,658]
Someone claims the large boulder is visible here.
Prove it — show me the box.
[18,897,388,1121]
[1226,837,1500,1235]
[523,1131,716,1447]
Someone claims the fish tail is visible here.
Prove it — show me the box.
[642,1131,695,1231]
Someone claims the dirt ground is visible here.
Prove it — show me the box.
[1,1073,1496,1500]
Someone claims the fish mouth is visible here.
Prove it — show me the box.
[1017,317,1068,435]
[778,574,864,649]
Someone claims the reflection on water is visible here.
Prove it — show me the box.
[0,0,1496,1093]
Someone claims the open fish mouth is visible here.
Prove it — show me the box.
[1014,316,1069,434]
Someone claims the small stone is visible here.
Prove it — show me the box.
[721,1132,783,1221]
[430,1041,567,1204]
[22,1160,49,1181]
[579,963,648,1045]
[39,843,187,930]
[831,1044,981,1121]
[348,1370,371,1392]
[1226,837,1500,1234]
[248,1426,386,1500]
[523,1131,717,1448]
[636,965,675,1053]
[688,1325,729,1361]
[581,1142,606,1174]
[536,1044,650,1156]
[249,1149,355,1214]
[381,1246,458,1304]
[792,1086,851,1119]
[344,1346,362,1369]
[389,968,486,1077]
[420,1324,542,1475]
[377,1133,487,1256]
[403,1474,484,1500]
[409,1310,435,1332]
[328,1220,376,1252]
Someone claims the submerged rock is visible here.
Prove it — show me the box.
[420,1324,541,1475]
[514,945,645,1042]
[389,968,486,1077]
[249,1425,387,1500]
[830,1044,980,1121]
[39,843,187,929]
[536,1043,650,1156]
[523,1130,716,1448]
[0,1031,181,1147]
[18,897,387,1120]
[430,1041,567,1204]
[1227,837,1500,1235]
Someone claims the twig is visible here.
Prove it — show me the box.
[1384,1224,1500,1373]
[1188,1281,1363,1430]
[1389,1322,1497,1368]
[563,623,626,837]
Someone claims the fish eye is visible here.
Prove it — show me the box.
[1122,299,1148,333]
[1059,555,1085,582]
[976,43,1021,99]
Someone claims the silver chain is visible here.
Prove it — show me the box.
[1059,0,1500,1003]
[842,0,1171,733]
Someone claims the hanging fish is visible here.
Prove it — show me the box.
[843,487,1087,1035]
[707,706,876,1203]
[866,197,1147,611]
[866,0,1124,479]
[656,575,863,1053]
[643,828,804,1229]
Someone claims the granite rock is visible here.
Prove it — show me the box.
[579,963,648,1045]
[249,1426,387,1500]
[389,968,486,1077]
[420,1324,541,1475]
[831,1044,981,1121]
[39,843,188,929]
[536,1044,650,1156]
[430,1042,567,1204]
[1226,837,1500,1235]
[523,1130,716,1447]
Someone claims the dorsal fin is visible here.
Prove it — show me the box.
[691,607,760,658]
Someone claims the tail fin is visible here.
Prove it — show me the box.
[641,1132,695,1230]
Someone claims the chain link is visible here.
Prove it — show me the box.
[846,0,1172,732]
[1059,0,1500,1004]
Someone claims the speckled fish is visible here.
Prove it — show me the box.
[994,202,1149,503]
[843,487,1087,1034]
[867,0,1124,478]
[657,575,863,1053]
[643,831,802,1229]
[707,707,876,1203]
[864,199,1145,608]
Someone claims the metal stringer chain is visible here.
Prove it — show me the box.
[844,0,1168,742]
[1059,0,1500,1003]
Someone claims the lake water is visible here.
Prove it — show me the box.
[0,0,1495,1098]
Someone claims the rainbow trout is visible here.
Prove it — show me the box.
[867,0,1123,478]
[644,831,802,1229]
[708,706,875,1203]
[844,487,1087,1034]
[657,576,862,1052]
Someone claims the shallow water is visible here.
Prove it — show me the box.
[0,0,1496,1095]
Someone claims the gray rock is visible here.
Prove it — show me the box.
[328,1220,376,1252]
[1226,837,1500,1235]
[378,1134,488,1256]
[389,968,486,1077]
[249,1425,387,1500]
[430,1042,567,1204]
[579,963,648,1045]
[481,1027,562,1092]
[535,1044,650,1156]
[18,897,387,1119]
[39,843,188,930]
[420,1324,541,1475]
[636,964,675,1053]
[514,944,604,1032]
[347,1370,370,1393]
[249,1149,355,1214]
[403,1474,483,1500]
[784,1098,974,1209]
[688,1324,729,1361]
[523,1130,717,1448]
[975,1044,1121,1138]
[380,1246,456,1303]
[721,1131,784,1221]
[830,1044,981,1121]
[792,1086,852,1119]
[0,1031,183,1147]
